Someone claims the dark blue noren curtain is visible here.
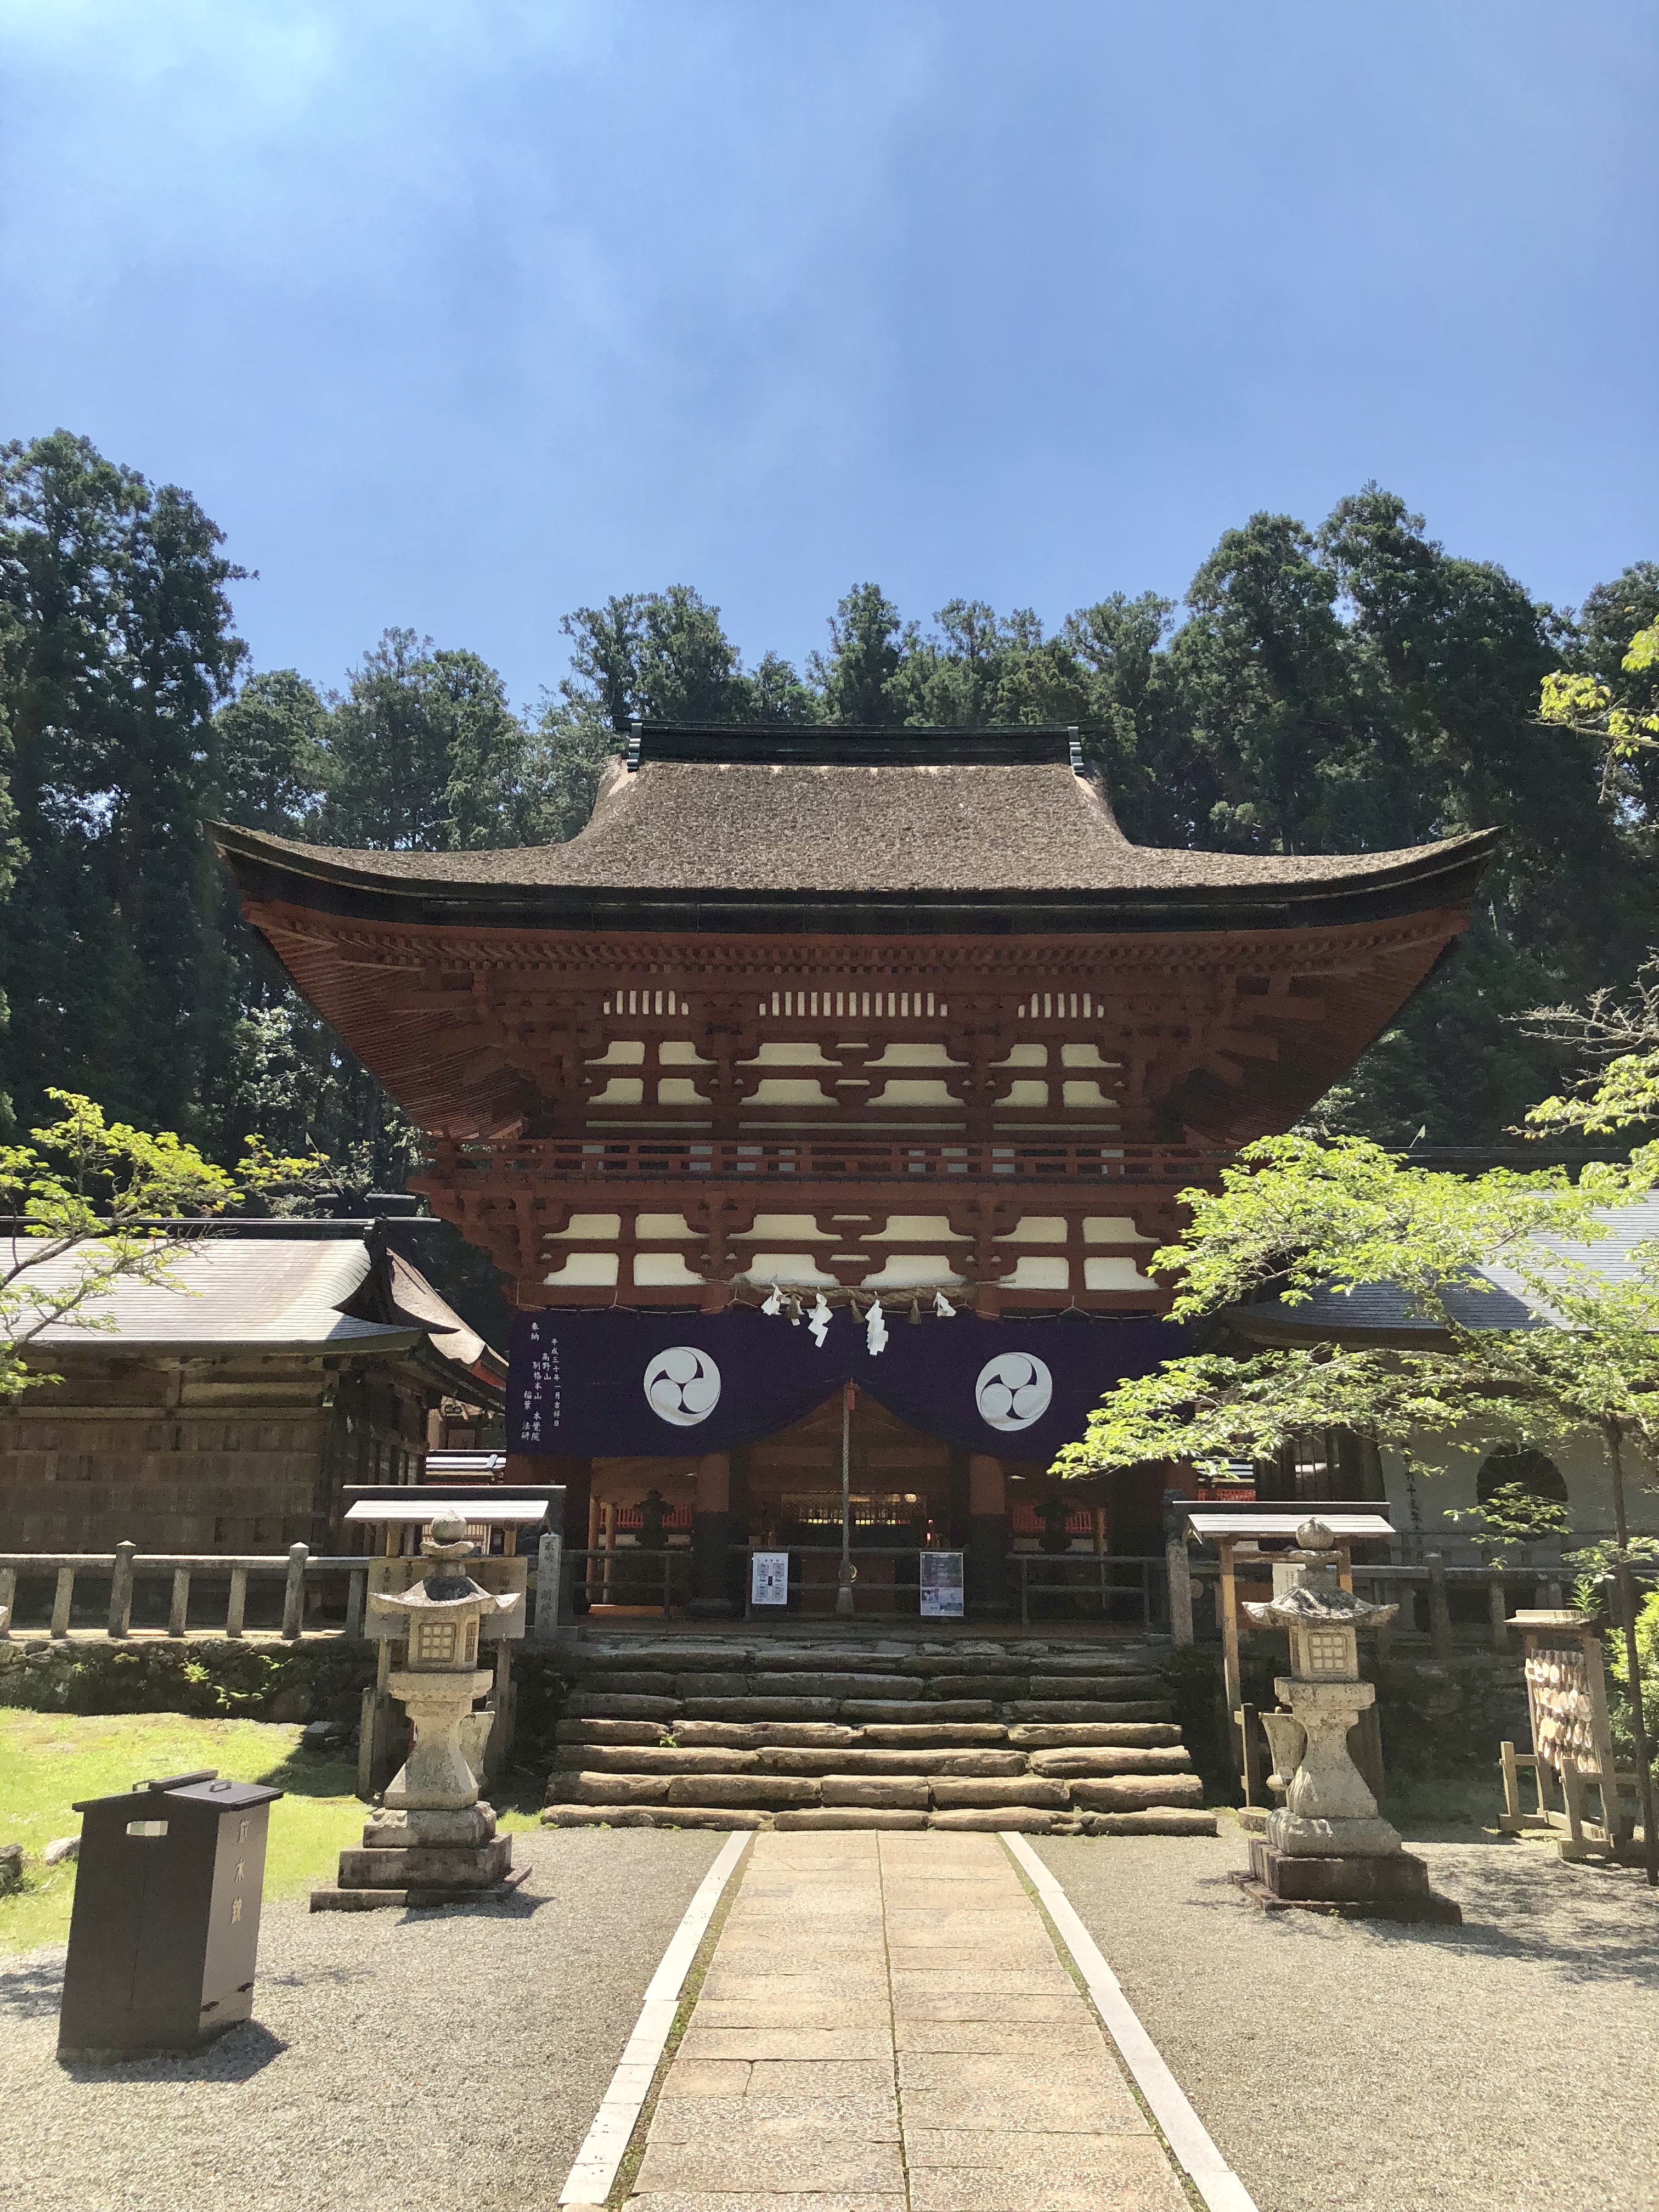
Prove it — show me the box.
[510,1308,1183,1464]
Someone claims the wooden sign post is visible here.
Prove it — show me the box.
[1499,1610,1641,1861]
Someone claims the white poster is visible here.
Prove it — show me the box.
[919,1550,964,1618]
[751,1550,790,1606]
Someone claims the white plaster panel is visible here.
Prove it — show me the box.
[1084,1256,1156,1290]
[656,1078,706,1104]
[736,1254,839,1287]
[544,1252,620,1286]
[866,1043,961,1068]
[1082,1216,1154,1244]
[635,1212,696,1239]
[1062,1080,1114,1109]
[748,1079,835,1105]
[860,1255,966,1288]
[738,1214,825,1238]
[1060,1043,1122,1069]
[1002,1081,1049,1107]
[658,1041,713,1065]
[872,1080,956,1106]
[549,1214,622,1239]
[997,1256,1070,1289]
[995,1217,1068,1243]
[587,1040,646,1064]
[589,1078,645,1104]
[633,1254,705,1286]
[994,1044,1049,1068]
[742,1041,836,1065]
[870,1215,969,1241]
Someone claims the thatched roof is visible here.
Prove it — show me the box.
[213,726,1497,935]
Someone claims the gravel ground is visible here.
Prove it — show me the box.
[0,1828,722,2212]
[1038,1817,1659,2212]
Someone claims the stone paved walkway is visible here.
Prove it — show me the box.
[627,1830,1189,2211]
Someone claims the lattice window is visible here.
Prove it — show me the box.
[602,989,692,1016]
[1016,992,1102,1019]
[756,990,947,1019]
[1305,1630,1350,1675]
[415,1621,458,1663]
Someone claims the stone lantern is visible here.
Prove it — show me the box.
[1239,1518,1460,1922]
[315,1510,522,1909]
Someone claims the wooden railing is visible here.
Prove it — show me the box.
[565,1546,691,1618]
[1013,1554,1166,1630]
[424,1138,1226,1187]
[0,1538,571,1646]
[0,1547,370,1642]
[1180,1553,1657,1661]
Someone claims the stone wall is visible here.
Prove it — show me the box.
[1171,1641,1533,1801]
[0,1635,379,1726]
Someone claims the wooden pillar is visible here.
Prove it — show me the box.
[1217,1537,1243,1719]
[690,1450,738,1618]
[966,1453,1011,1618]
[1426,1551,1453,1666]
[506,1451,591,1613]
[1166,1533,1194,1647]
[947,1444,972,1550]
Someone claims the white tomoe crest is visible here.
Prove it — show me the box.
[974,1352,1053,1432]
[643,1346,723,1426]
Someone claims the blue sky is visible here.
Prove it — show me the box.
[3,1,1654,709]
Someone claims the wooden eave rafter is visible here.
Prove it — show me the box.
[235,901,1472,1148]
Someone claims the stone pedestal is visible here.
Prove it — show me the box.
[1237,1837,1462,1923]
[315,1801,519,1909]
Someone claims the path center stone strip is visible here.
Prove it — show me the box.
[623,1830,1190,2211]
[562,1832,751,2208]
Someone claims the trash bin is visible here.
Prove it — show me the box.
[58,1768,284,2057]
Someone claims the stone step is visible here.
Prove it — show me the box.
[676,1697,998,1723]
[839,1700,998,1724]
[847,1723,1010,1747]
[551,1744,1031,1778]
[565,1691,682,1721]
[1005,1701,1173,1723]
[1005,1723,1182,1748]
[753,1748,1029,1778]
[542,1800,1211,1835]
[1025,1747,1193,1778]
[553,1745,759,1775]
[928,1778,1069,1810]
[1069,1775,1206,1811]
[555,1718,671,1747]
[1079,1808,1218,1836]
[552,1717,1023,1752]
[746,1673,919,1699]
[546,1769,1142,1815]
[555,1719,865,1750]
[926,1808,1062,1833]
[678,1697,840,1720]
[1027,1675,1166,1701]
[775,1808,930,1831]
[542,1805,770,1830]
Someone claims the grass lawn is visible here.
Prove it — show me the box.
[0,1710,544,1954]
